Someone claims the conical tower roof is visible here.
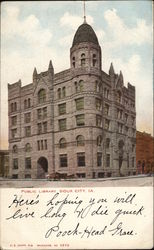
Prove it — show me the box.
[72,23,99,46]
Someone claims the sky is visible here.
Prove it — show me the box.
[0,0,153,149]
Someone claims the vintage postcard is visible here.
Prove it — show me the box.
[0,1,153,249]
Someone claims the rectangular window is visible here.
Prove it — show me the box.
[132,157,135,168]
[120,110,123,119]
[37,123,42,134]
[132,128,136,137]
[97,153,102,167]
[98,172,104,178]
[37,109,42,119]
[104,88,109,99]
[96,115,102,127]
[131,116,135,125]
[11,116,17,126]
[117,109,123,119]
[76,98,84,110]
[25,157,31,169]
[125,113,128,123]
[125,126,129,134]
[25,174,31,179]
[106,154,110,167]
[13,158,18,169]
[76,114,85,126]
[77,153,85,167]
[127,154,129,168]
[118,122,123,133]
[76,173,86,178]
[37,141,40,151]
[104,104,109,115]
[59,119,66,131]
[12,128,17,139]
[12,174,18,179]
[105,119,110,130]
[96,98,101,111]
[24,112,31,123]
[41,140,43,150]
[107,172,111,177]
[43,107,47,119]
[44,139,47,150]
[25,126,31,137]
[58,103,66,115]
[60,154,67,167]
[43,122,47,133]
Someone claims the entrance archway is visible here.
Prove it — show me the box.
[37,157,48,179]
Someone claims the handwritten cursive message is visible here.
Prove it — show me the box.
[0,187,153,249]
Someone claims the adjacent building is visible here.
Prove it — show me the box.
[0,150,9,178]
[136,131,154,174]
[8,21,136,179]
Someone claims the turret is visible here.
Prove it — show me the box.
[119,70,124,84]
[48,60,54,72]
[48,60,54,81]
[70,22,102,70]
[33,67,37,83]
[109,62,115,76]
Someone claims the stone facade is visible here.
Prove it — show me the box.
[8,22,136,179]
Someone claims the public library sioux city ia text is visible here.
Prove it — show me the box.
[8,18,136,179]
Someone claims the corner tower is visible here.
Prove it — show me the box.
[70,22,102,70]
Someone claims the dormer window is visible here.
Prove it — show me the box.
[72,57,75,68]
[93,54,97,67]
[81,53,85,67]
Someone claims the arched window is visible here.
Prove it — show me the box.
[81,53,85,66]
[104,88,109,99]
[118,140,124,155]
[24,100,27,109]
[72,56,75,68]
[106,138,110,149]
[25,143,31,152]
[95,81,101,92]
[28,98,31,108]
[14,102,17,111]
[11,103,14,112]
[97,135,102,146]
[74,82,78,93]
[117,91,121,103]
[59,138,67,148]
[38,89,46,104]
[93,54,97,67]
[62,87,66,97]
[76,135,85,146]
[12,145,18,153]
[79,80,84,92]
[57,88,61,99]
